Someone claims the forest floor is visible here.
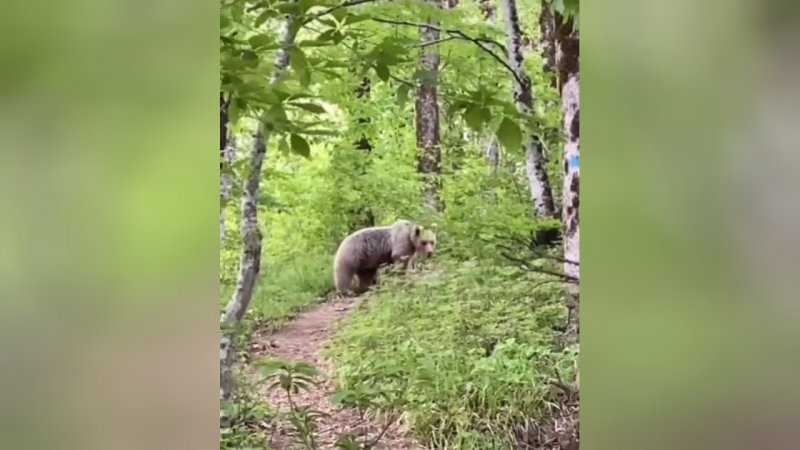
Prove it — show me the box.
[249,293,421,450]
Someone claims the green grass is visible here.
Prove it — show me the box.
[324,258,578,449]
[220,253,334,330]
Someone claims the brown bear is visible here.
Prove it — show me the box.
[333,219,432,295]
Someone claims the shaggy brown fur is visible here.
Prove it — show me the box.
[333,219,427,295]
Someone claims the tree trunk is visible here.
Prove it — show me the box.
[416,0,443,212]
[220,94,229,242]
[556,13,579,348]
[500,0,557,218]
[220,137,235,242]
[351,75,375,228]
[220,95,236,243]
[556,13,579,285]
[539,5,558,89]
[485,137,500,173]
[478,0,500,172]
[220,14,296,425]
[479,0,496,21]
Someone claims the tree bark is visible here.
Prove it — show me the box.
[478,0,500,172]
[479,0,496,21]
[220,94,230,243]
[556,13,579,285]
[500,0,557,218]
[351,75,375,228]
[220,138,235,242]
[416,0,443,212]
[539,5,557,89]
[220,95,236,243]
[220,13,296,425]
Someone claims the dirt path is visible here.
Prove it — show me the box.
[250,295,420,450]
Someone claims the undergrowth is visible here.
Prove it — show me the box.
[221,254,334,330]
[325,258,578,449]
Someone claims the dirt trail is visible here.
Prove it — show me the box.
[251,295,420,450]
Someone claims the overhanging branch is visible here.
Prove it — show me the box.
[371,17,524,86]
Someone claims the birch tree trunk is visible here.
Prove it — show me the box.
[557,15,579,285]
[416,0,443,212]
[500,0,557,218]
[220,15,296,426]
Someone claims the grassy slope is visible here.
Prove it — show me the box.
[325,258,579,449]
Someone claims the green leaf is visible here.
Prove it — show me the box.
[495,117,522,151]
[396,83,411,107]
[446,99,469,118]
[343,13,370,25]
[374,62,390,82]
[299,69,312,87]
[228,97,240,124]
[249,34,278,50]
[298,0,317,13]
[277,2,300,14]
[290,102,326,113]
[292,362,320,377]
[330,8,348,23]
[278,136,290,154]
[257,358,289,377]
[290,47,308,71]
[316,29,336,42]
[254,10,274,28]
[290,134,311,158]
[464,104,490,131]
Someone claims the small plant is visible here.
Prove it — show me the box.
[220,371,274,450]
[255,358,399,450]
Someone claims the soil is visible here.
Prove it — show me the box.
[250,295,421,450]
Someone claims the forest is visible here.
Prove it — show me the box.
[220,0,580,448]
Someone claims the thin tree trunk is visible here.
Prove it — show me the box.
[416,0,443,212]
[220,94,230,242]
[220,14,296,426]
[220,138,235,242]
[220,97,236,243]
[500,0,557,218]
[351,75,375,228]
[485,137,500,173]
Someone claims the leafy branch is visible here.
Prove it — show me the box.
[370,17,522,86]
[499,250,579,283]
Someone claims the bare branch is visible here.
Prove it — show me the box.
[302,0,379,25]
[417,36,459,48]
[500,251,579,283]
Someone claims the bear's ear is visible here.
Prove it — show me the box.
[414,226,421,237]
